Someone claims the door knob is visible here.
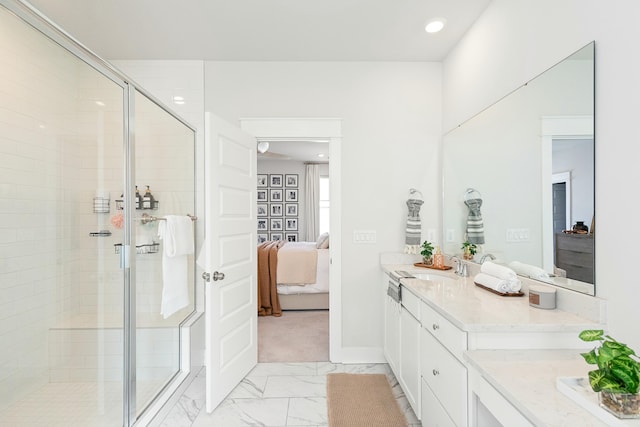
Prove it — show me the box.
[202,272,210,282]
[212,271,225,281]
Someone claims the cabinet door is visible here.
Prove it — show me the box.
[384,294,401,375]
[421,378,456,427]
[401,307,421,419]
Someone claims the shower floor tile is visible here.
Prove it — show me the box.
[0,380,164,427]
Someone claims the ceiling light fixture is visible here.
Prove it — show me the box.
[317,153,326,158]
[257,141,270,153]
[425,18,446,34]
[173,95,185,105]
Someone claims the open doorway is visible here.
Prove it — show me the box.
[242,118,343,363]
[257,141,330,362]
[552,171,571,234]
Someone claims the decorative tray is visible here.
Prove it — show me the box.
[474,282,524,297]
[413,263,452,270]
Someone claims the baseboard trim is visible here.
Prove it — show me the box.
[338,346,386,364]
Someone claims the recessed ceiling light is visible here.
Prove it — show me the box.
[173,95,185,105]
[95,100,105,107]
[257,141,270,153]
[425,18,446,34]
[317,153,326,158]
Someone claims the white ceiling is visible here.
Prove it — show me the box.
[22,0,490,162]
[25,0,491,62]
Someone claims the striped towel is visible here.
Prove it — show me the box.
[404,198,423,254]
[465,198,485,245]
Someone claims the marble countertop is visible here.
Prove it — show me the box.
[381,263,602,333]
[465,349,610,426]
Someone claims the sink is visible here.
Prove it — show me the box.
[411,273,457,285]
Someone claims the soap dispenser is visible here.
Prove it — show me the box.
[433,246,444,269]
[135,186,141,210]
[142,185,156,209]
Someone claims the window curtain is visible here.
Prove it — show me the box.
[304,164,320,241]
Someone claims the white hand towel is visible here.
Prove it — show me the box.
[196,237,209,271]
[480,261,517,281]
[474,272,522,293]
[509,261,551,281]
[158,216,194,319]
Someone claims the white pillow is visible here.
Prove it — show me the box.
[316,232,330,249]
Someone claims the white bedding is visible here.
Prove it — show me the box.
[277,248,329,294]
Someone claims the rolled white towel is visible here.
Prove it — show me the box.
[474,272,522,294]
[481,261,517,281]
[509,261,550,281]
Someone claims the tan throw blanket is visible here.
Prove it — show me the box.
[276,242,318,284]
[257,240,285,317]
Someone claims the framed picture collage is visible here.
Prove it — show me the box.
[257,173,299,244]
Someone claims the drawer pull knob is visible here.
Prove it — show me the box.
[432,369,439,376]
[432,323,439,331]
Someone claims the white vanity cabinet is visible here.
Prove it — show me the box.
[383,288,401,374]
[420,302,468,427]
[400,288,422,418]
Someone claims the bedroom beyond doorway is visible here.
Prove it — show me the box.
[258,310,329,362]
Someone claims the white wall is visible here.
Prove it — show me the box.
[443,0,640,349]
[206,61,442,351]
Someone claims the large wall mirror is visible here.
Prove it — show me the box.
[442,42,595,295]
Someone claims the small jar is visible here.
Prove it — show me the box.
[573,221,589,233]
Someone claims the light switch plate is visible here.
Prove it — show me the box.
[353,230,377,244]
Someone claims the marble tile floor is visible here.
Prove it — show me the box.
[159,362,420,427]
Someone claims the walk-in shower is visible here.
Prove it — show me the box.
[0,2,197,425]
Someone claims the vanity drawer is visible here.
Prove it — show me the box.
[421,327,467,427]
[421,303,467,361]
[401,286,421,320]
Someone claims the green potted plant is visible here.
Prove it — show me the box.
[420,240,435,265]
[579,329,640,418]
[461,241,477,260]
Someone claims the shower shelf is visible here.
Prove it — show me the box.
[114,242,160,255]
[115,199,159,211]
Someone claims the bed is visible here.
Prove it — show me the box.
[257,239,329,316]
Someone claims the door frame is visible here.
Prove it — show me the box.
[240,118,343,362]
[541,115,593,273]
[552,171,572,232]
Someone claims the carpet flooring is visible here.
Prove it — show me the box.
[258,310,329,362]
[327,373,408,427]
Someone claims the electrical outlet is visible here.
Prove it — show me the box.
[426,229,436,242]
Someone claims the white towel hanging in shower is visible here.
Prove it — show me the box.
[158,215,194,319]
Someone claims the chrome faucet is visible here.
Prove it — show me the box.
[479,253,496,264]
[451,256,468,277]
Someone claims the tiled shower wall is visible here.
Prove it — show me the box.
[0,7,123,408]
[0,6,196,410]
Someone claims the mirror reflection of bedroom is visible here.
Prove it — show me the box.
[256,140,330,362]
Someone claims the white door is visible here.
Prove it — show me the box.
[204,112,257,412]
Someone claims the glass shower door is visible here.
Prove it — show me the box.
[132,90,196,416]
[0,3,126,425]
